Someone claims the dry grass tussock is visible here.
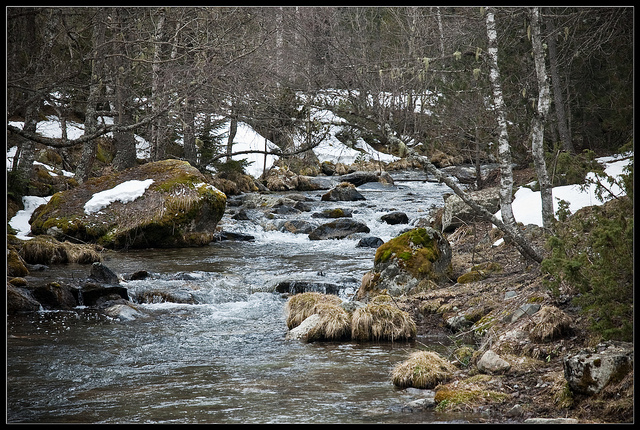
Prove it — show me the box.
[391,350,456,389]
[351,298,416,341]
[285,292,342,329]
[306,302,352,341]
[527,305,573,343]
[20,235,102,265]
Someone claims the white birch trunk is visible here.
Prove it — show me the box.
[150,8,167,161]
[530,7,554,228]
[485,7,517,229]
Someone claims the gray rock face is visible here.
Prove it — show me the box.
[563,341,633,395]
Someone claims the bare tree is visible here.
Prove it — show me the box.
[484,7,517,229]
[529,7,554,229]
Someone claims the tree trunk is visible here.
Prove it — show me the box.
[77,10,107,182]
[183,96,197,166]
[150,7,167,161]
[485,7,517,229]
[530,7,554,229]
[545,10,573,154]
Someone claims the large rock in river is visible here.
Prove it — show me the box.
[29,159,226,248]
[356,227,452,299]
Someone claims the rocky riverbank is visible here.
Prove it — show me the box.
[387,218,633,423]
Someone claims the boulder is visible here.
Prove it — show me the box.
[477,349,511,374]
[89,262,119,285]
[311,208,353,218]
[321,182,366,202]
[31,282,78,310]
[380,211,409,225]
[273,280,342,295]
[7,283,41,314]
[338,171,394,187]
[563,341,633,395]
[29,159,226,249]
[356,236,384,249]
[308,218,370,240]
[441,186,500,232]
[356,227,452,298]
[279,220,317,234]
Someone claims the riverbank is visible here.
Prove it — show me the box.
[392,216,633,423]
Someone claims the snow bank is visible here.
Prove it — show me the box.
[494,155,632,227]
[9,196,52,240]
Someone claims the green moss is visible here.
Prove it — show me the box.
[374,228,441,279]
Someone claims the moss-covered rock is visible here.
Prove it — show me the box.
[357,228,452,298]
[29,159,226,249]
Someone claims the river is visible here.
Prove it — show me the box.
[7,170,481,423]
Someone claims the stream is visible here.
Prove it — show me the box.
[7,170,482,423]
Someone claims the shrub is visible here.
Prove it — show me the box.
[541,158,633,341]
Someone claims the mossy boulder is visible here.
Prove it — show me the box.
[357,227,452,298]
[29,159,226,249]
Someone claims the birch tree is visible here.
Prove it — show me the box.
[484,7,517,229]
[529,7,554,229]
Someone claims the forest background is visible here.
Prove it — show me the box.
[6,6,634,341]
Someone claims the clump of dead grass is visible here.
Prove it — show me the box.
[351,297,416,341]
[391,350,456,389]
[19,235,102,265]
[306,302,352,341]
[528,305,573,343]
[285,292,342,329]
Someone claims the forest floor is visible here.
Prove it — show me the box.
[392,169,634,423]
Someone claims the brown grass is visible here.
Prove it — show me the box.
[351,298,416,341]
[19,235,102,265]
[391,350,456,389]
[285,292,342,329]
[306,302,352,341]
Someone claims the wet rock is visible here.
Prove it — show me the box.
[321,182,366,202]
[285,314,322,341]
[31,282,78,310]
[270,205,302,215]
[308,218,370,240]
[312,208,353,218]
[90,262,120,285]
[7,283,41,314]
[212,231,255,242]
[78,282,129,307]
[103,303,146,321]
[339,170,394,187]
[477,349,511,374]
[563,341,633,395]
[273,280,342,295]
[280,220,317,234]
[356,236,384,248]
[232,209,251,220]
[380,211,409,225]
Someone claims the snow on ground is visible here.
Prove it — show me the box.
[6,111,633,241]
[84,179,154,214]
[9,196,52,240]
[493,154,632,228]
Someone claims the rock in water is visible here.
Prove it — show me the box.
[308,218,370,240]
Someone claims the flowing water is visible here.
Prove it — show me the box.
[7,170,481,424]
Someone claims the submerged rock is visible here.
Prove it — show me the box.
[29,159,226,249]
